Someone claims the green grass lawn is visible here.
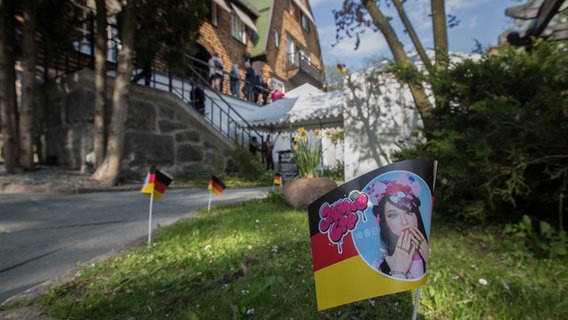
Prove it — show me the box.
[8,193,568,319]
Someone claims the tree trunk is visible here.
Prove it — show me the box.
[431,0,449,70]
[19,0,40,171]
[392,0,433,73]
[93,0,108,167]
[92,0,136,185]
[362,0,435,131]
[0,0,19,172]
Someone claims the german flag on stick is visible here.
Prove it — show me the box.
[140,166,173,245]
[208,176,226,195]
[273,172,282,190]
[207,176,226,212]
[141,167,173,200]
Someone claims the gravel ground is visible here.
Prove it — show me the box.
[0,165,141,194]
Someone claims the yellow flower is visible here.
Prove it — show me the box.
[281,135,287,140]
[314,129,321,137]
[293,134,300,142]
[300,131,308,140]
[325,130,332,138]
[293,144,298,151]
[298,127,305,134]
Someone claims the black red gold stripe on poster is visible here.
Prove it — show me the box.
[307,159,437,311]
[313,255,426,311]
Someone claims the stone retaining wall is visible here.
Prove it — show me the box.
[40,69,235,179]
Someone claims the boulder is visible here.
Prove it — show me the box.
[282,177,337,209]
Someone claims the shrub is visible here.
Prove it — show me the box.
[225,145,266,181]
[395,41,568,228]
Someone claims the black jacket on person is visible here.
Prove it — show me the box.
[191,84,205,115]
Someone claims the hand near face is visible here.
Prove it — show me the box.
[385,229,415,278]
[408,227,429,263]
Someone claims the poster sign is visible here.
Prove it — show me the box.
[308,159,437,311]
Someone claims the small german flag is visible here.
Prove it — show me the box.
[336,63,347,73]
[141,167,173,200]
[273,172,282,185]
[208,176,226,196]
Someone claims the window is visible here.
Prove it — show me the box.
[285,0,291,12]
[271,78,285,93]
[298,48,310,63]
[274,30,279,48]
[286,35,296,66]
[301,14,309,31]
[232,13,246,44]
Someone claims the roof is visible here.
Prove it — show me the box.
[234,0,261,17]
[240,83,345,130]
[248,0,317,58]
[247,0,274,58]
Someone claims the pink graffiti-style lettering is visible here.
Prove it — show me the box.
[319,192,369,253]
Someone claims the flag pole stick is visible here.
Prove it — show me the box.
[148,191,154,245]
[208,189,213,212]
[272,181,275,191]
[412,287,421,320]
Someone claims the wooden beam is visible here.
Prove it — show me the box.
[506,0,544,20]
[544,22,568,40]
[504,0,568,46]
[525,0,566,38]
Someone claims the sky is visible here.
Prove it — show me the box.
[310,0,521,72]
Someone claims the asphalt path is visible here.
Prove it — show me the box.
[0,186,270,304]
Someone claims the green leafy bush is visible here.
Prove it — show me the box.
[395,41,568,228]
[225,145,266,181]
[505,215,568,258]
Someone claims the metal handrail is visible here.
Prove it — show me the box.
[137,55,266,148]
[37,10,266,150]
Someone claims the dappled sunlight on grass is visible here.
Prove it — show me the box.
[32,199,568,319]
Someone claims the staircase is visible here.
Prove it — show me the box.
[36,12,265,150]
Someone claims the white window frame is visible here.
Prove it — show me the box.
[286,35,296,65]
[231,13,247,44]
[271,78,285,93]
[299,48,310,63]
[274,30,279,48]
[301,14,309,31]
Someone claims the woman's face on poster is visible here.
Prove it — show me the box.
[384,201,418,236]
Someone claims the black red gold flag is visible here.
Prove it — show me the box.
[208,176,226,196]
[141,167,173,200]
[273,172,282,185]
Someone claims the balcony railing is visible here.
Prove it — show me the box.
[286,52,323,84]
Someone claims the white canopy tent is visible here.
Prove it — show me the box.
[239,83,346,177]
[240,83,345,131]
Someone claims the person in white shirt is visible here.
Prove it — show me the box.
[208,52,224,91]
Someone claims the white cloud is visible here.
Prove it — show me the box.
[406,1,433,31]
[468,16,479,29]
[310,0,337,9]
[317,22,388,69]
[446,0,489,13]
